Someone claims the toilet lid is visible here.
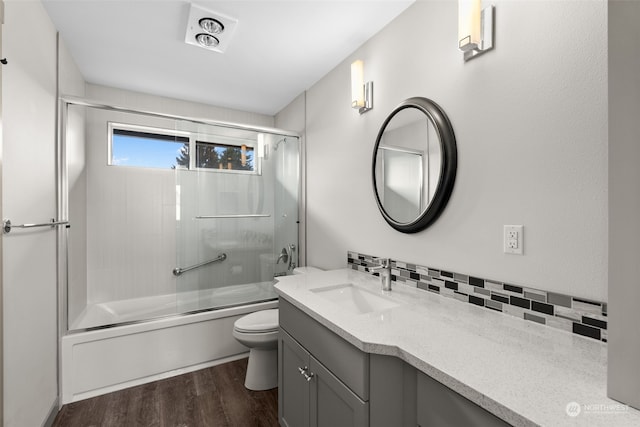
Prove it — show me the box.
[234,309,279,333]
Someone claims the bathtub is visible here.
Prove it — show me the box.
[69,281,277,330]
[61,285,278,404]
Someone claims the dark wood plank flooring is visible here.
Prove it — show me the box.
[53,358,278,427]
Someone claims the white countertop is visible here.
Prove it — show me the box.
[274,268,640,427]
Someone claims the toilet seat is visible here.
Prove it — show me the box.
[234,309,279,333]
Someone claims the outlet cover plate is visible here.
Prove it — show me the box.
[504,225,523,255]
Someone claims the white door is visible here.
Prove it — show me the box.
[0,1,4,424]
[2,1,59,426]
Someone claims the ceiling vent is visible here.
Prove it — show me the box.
[184,4,238,53]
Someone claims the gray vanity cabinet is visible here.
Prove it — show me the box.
[279,298,510,427]
[415,371,510,427]
[279,298,369,427]
[280,331,310,427]
[369,354,510,427]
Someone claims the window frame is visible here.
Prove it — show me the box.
[108,122,193,169]
[108,122,261,174]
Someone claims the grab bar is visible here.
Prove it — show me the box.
[3,218,69,234]
[173,253,227,276]
[196,214,271,219]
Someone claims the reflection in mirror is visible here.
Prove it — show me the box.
[372,97,457,233]
[376,147,423,224]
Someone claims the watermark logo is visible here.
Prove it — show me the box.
[566,401,629,417]
[566,402,581,417]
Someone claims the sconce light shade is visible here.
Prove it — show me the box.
[458,0,481,51]
[351,60,373,114]
[458,0,494,61]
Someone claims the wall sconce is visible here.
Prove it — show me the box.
[351,60,373,114]
[458,0,494,61]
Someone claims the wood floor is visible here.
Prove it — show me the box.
[52,358,279,427]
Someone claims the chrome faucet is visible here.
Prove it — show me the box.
[369,258,392,291]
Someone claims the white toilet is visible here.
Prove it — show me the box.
[233,266,323,390]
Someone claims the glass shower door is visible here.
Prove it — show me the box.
[174,123,299,314]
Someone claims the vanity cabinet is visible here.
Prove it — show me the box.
[278,298,369,427]
[279,297,510,427]
[369,354,510,427]
[415,370,510,427]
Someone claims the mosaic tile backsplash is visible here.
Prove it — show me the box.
[347,251,608,343]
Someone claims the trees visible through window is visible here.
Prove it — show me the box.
[193,142,254,171]
[110,123,257,173]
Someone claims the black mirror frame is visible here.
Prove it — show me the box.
[372,97,457,233]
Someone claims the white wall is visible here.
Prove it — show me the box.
[0,1,4,423]
[1,1,82,425]
[86,84,275,128]
[302,0,608,301]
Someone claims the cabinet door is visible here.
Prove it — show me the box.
[279,330,311,427]
[310,356,369,427]
[416,371,510,427]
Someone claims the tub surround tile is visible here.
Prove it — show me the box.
[347,251,608,343]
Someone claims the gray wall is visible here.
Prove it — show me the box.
[291,0,608,302]
[608,0,640,411]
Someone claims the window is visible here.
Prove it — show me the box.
[195,141,254,171]
[109,123,259,174]
[109,124,190,169]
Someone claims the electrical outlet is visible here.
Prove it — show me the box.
[504,225,523,255]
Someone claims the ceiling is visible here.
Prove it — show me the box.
[42,0,415,116]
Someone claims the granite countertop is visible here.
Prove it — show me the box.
[274,268,640,427]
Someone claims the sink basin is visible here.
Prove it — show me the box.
[310,283,400,314]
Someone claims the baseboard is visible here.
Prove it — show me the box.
[42,398,59,427]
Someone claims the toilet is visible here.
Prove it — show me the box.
[233,266,323,390]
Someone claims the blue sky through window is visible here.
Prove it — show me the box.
[112,133,186,169]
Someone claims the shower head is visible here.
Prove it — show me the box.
[273,138,287,150]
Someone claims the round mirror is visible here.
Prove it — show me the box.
[372,97,457,233]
